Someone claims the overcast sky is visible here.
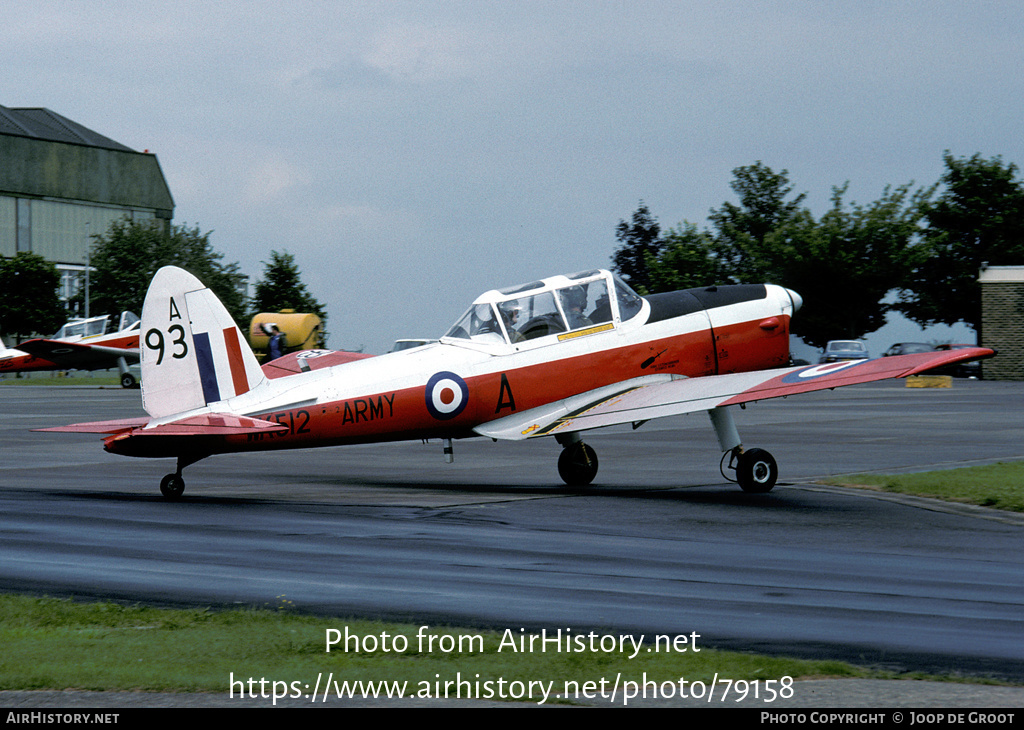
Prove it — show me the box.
[6,1,1021,354]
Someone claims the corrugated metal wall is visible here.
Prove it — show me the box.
[0,195,154,265]
[0,196,14,258]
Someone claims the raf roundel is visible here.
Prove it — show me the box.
[780,360,865,384]
[425,371,469,420]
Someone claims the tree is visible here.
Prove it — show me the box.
[611,202,663,294]
[622,162,930,348]
[709,162,808,284]
[644,222,726,293]
[250,250,327,324]
[899,152,1024,333]
[0,252,67,343]
[90,219,248,325]
[776,184,929,347]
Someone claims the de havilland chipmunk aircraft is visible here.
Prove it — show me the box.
[39,266,992,499]
[1,311,141,387]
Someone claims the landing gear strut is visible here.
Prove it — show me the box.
[709,406,778,493]
[158,454,205,500]
[117,357,137,389]
[556,434,598,487]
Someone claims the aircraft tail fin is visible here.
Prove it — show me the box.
[140,266,265,418]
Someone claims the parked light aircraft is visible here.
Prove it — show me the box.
[39,266,993,499]
[1,312,141,387]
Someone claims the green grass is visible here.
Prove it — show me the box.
[822,461,1024,512]
[0,594,869,698]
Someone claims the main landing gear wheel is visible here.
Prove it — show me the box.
[160,473,185,500]
[120,373,137,389]
[735,448,778,493]
[558,442,599,487]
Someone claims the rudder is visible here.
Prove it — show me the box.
[140,266,265,418]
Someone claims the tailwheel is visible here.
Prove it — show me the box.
[557,442,599,487]
[159,473,185,500]
[735,448,778,493]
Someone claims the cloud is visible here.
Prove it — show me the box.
[362,24,484,83]
[240,155,310,206]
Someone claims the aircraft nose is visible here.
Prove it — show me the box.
[786,288,803,313]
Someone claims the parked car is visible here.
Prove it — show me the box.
[883,342,935,357]
[819,340,870,364]
[932,343,983,378]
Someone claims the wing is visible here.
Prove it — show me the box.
[475,347,995,441]
[16,338,140,370]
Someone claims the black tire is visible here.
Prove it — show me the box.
[736,448,777,493]
[557,442,598,487]
[160,474,185,500]
[120,373,137,389]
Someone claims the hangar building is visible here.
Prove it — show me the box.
[0,104,174,303]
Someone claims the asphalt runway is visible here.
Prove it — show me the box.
[2,380,1024,682]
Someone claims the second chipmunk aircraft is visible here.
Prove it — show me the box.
[40,265,993,499]
[1,311,141,387]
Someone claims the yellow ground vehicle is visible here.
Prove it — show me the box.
[249,310,325,362]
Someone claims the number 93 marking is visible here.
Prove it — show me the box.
[145,325,188,365]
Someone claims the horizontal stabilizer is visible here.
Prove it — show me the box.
[36,414,288,437]
[135,414,288,436]
[34,417,151,434]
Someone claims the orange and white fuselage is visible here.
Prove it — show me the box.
[103,269,798,458]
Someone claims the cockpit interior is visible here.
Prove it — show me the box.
[442,270,643,347]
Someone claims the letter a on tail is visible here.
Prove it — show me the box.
[141,266,264,418]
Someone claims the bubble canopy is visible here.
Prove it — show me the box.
[442,269,643,347]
